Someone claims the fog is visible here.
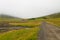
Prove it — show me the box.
[0,0,60,18]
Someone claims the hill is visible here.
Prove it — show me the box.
[0,14,23,27]
[0,14,23,22]
[44,12,60,19]
[28,12,60,20]
[0,14,22,19]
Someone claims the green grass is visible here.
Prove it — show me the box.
[0,27,40,40]
[0,13,60,40]
[9,19,42,27]
[0,17,42,27]
[0,18,21,23]
[46,18,60,27]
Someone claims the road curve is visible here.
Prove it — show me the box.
[38,21,60,40]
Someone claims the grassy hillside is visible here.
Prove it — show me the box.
[31,12,60,19]
[42,12,60,19]
[46,18,60,27]
[0,14,22,22]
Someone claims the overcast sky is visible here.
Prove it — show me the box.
[0,0,60,18]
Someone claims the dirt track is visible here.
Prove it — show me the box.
[38,22,60,40]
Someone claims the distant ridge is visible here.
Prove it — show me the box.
[43,12,60,19]
[0,14,21,19]
[28,12,60,20]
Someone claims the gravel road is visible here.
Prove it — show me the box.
[38,22,60,40]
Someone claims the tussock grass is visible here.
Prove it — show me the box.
[46,18,60,27]
[0,27,40,40]
[9,19,41,27]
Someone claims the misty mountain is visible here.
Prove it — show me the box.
[44,12,60,19]
[0,14,21,19]
[28,12,60,20]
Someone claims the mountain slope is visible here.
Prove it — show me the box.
[0,14,23,23]
[45,12,60,18]
[0,14,20,19]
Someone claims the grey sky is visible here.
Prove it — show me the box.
[0,0,60,18]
